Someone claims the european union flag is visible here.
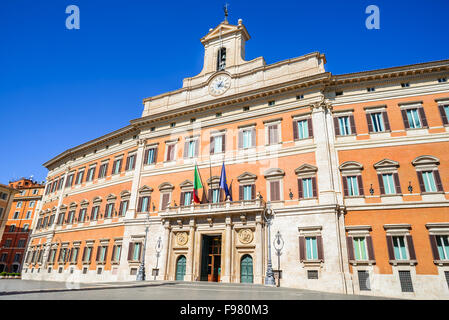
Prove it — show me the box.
[219,162,232,201]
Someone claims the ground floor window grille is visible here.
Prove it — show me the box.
[307,270,318,279]
[58,267,63,274]
[398,271,414,292]
[358,270,371,291]
[445,271,449,289]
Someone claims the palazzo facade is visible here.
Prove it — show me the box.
[22,19,449,299]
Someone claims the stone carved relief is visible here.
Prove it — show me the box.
[176,232,189,246]
[238,228,254,244]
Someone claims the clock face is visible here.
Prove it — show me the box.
[209,75,231,96]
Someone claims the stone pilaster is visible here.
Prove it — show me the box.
[222,216,232,283]
[255,214,264,284]
[126,138,146,219]
[160,220,172,280]
[185,218,196,281]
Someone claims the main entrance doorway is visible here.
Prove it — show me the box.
[200,235,222,282]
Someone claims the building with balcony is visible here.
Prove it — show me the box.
[22,18,449,299]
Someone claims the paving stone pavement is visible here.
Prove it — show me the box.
[0,279,396,300]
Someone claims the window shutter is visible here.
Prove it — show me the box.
[153,148,158,163]
[393,173,402,194]
[170,145,175,161]
[180,192,185,206]
[366,114,373,132]
[366,236,375,261]
[429,235,440,260]
[342,176,348,196]
[401,109,410,129]
[438,105,448,125]
[238,131,243,149]
[317,236,324,262]
[383,111,391,131]
[333,117,340,136]
[293,121,298,140]
[138,243,143,261]
[417,171,425,193]
[103,247,108,263]
[251,128,256,147]
[104,164,109,176]
[251,184,256,200]
[128,243,134,260]
[210,136,215,154]
[299,236,306,262]
[125,156,130,171]
[312,177,317,197]
[297,178,303,199]
[162,193,170,210]
[207,189,212,202]
[194,140,199,156]
[307,118,313,138]
[82,247,86,262]
[222,134,226,152]
[406,235,416,260]
[268,126,272,145]
[346,237,354,260]
[68,248,73,262]
[418,107,428,127]
[434,170,444,192]
[183,142,189,158]
[111,246,116,262]
[131,155,136,169]
[349,115,357,134]
[137,197,143,212]
[239,185,243,200]
[386,236,395,260]
[144,149,149,165]
[119,202,123,216]
[377,174,385,195]
[357,175,364,196]
[96,247,101,261]
[270,181,279,201]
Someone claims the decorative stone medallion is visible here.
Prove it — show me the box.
[238,228,254,244]
[176,232,189,246]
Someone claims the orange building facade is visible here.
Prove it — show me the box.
[0,179,44,273]
[23,19,449,299]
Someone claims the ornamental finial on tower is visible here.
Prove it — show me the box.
[223,3,229,23]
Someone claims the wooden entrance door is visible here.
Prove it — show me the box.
[240,255,253,283]
[207,236,221,282]
[176,255,186,281]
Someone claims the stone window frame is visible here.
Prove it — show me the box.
[119,190,131,216]
[75,168,85,185]
[91,196,102,220]
[435,98,449,126]
[112,154,124,175]
[159,182,174,211]
[66,171,76,188]
[105,194,117,218]
[144,143,159,165]
[298,226,324,266]
[263,118,283,146]
[207,176,223,202]
[291,112,314,141]
[86,164,97,182]
[209,129,226,155]
[237,172,257,201]
[98,159,110,179]
[137,186,153,213]
[339,161,364,198]
[164,139,178,163]
[237,123,257,150]
[383,224,417,266]
[398,101,428,130]
[373,159,402,196]
[363,105,391,134]
[128,236,144,263]
[333,109,357,137]
[70,241,81,264]
[425,223,449,266]
[345,225,376,266]
[82,240,95,265]
[125,150,138,171]
[183,135,200,159]
[264,168,285,202]
[96,239,110,265]
[294,164,318,200]
[179,180,194,207]
[411,155,444,194]
[111,238,123,264]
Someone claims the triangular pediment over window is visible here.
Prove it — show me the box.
[159,182,174,191]
[295,164,318,175]
[138,185,154,193]
[80,199,89,207]
[373,159,399,169]
[179,180,193,188]
[106,194,117,201]
[120,190,131,198]
[264,168,285,179]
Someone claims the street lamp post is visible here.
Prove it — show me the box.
[136,214,150,281]
[273,231,284,287]
[154,236,163,280]
[263,204,276,286]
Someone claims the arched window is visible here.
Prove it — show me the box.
[217,47,226,71]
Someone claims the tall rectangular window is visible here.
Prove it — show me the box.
[71,248,79,263]
[188,140,196,158]
[67,210,75,224]
[166,144,175,161]
[302,178,313,198]
[183,192,192,206]
[76,171,84,185]
[297,120,309,139]
[138,197,149,212]
[133,243,141,261]
[243,130,252,148]
[444,106,449,122]
[382,174,396,194]
[353,237,368,260]
[346,176,359,196]
[370,113,385,132]
[113,245,122,262]
[78,208,86,222]
[422,171,437,192]
[267,124,279,145]
[66,174,74,187]
[86,167,96,182]
[126,154,136,171]
[305,237,318,260]
[105,203,114,218]
[212,189,220,203]
[406,108,422,128]
[392,236,408,260]
[338,116,351,135]
[436,235,449,260]
[91,206,99,221]
[98,163,108,178]
[119,200,129,216]
[145,148,156,164]
[243,185,252,200]
[112,159,122,174]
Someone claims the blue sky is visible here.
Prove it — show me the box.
[0,0,448,184]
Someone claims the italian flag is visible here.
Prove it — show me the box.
[193,164,203,204]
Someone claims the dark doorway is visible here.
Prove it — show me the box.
[200,235,222,282]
